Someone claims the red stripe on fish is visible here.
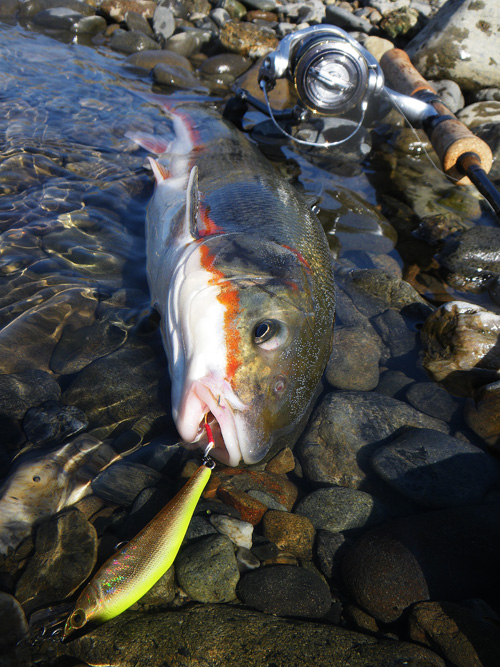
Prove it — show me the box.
[199,202,223,237]
[199,243,242,380]
[282,245,312,273]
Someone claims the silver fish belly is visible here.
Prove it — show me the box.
[129,98,335,466]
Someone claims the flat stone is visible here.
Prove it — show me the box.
[264,446,295,474]
[91,461,163,506]
[164,31,204,57]
[153,63,207,91]
[125,10,153,34]
[404,382,462,422]
[47,604,445,667]
[18,0,94,18]
[152,5,175,42]
[124,48,193,71]
[371,427,499,507]
[237,565,331,618]
[262,510,315,560]
[22,400,88,448]
[325,326,381,391]
[219,20,278,58]
[295,487,388,533]
[342,503,500,623]
[325,4,373,33]
[0,370,60,420]
[15,507,97,615]
[109,29,161,54]
[176,534,239,603]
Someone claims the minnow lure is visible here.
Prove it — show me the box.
[63,427,215,638]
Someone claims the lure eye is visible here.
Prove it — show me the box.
[70,609,86,629]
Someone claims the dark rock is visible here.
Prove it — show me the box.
[209,7,231,27]
[0,0,20,17]
[15,507,97,615]
[153,62,207,91]
[325,326,380,391]
[219,0,247,20]
[465,380,500,449]
[198,52,252,78]
[176,534,239,603]
[125,10,154,35]
[47,604,446,667]
[22,400,88,448]
[0,592,29,650]
[405,381,462,422]
[91,461,163,506]
[0,370,60,420]
[371,308,418,360]
[295,487,389,533]
[164,31,204,57]
[109,29,161,54]
[316,530,351,584]
[297,390,448,488]
[237,565,331,618]
[138,566,176,606]
[32,8,106,34]
[371,427,499,507]
[262,510,315,560]
[325,4,373,33]
[438,226,500,292]
[408,600,500,667]
[375,369,414,400]
[124,48,193,72]
[342,503,500,623]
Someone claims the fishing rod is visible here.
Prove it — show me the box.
[226,25,500,220]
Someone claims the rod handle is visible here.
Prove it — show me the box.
[380,48,493,185]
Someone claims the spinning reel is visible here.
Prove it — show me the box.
[226,25,500,218]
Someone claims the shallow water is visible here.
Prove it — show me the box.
[1,16,499,665]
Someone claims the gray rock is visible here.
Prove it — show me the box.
[153,62,207,91]
[209,6,231,27]
[374,369,414,400]
[18,0,94,18]
[242,0,277,10]
[342,503,500,623]
[371,308,418,359]
[125,10,154,35]
[176,534,239,603]
[325,326,380,391]
[316,530,351,584]
[15,507,97,615]
[457,100,500,129]
[297,390,448,488]
[152,5,175,42]
[124,48,193,72]
[184,514,218,542]
[295,487,389,533]
[0,370,61,420]
[0,592,29,650]
[325,5,373,33]
[198,52,252,78]
[475,88,500,103]
[22,400,88,448]
[164,31,204,57]
[47,604,445,667]
[32,7,106,34]
[0,0,20,17]
[372,427,498,507]
[406,0,500,93]
[237,565,331,618]
[138,565,176,606]
[109,29,161,54]
[91,461,163,506]
[405,382,462,422]
[438,226,500,292]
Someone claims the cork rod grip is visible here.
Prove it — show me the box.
[380,48,493,185]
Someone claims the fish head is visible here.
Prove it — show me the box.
[173,235,333,466]
[63,583,101,639]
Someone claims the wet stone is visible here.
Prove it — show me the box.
[325,4,373,33]
[176,534,239,603]
[219,20,278,58]
[371,427,499,508]
[198,52,252,78]
[342,503,500,623]
[297,390,448,489]
[153,63,206,91]
[100,0,156,22]
[242,0,276,11]
[18,0,95,18]
[124,48,193,72]
[125,10,153,35]
[295,487,388,533]
[325,326,381,391]
[22,400,88,448]
[109,28,161,54]
[437,226,500,292]
[209,7,231,27]
[264,446,295,475]
[262,510,315,560]
[371,308,418,360]
[465,380,500,449]
[316,530,351,584]
[374,369,414,400]
[32,8,106,34]
[421,301,500,396]
[219,0,247,20]
[0,0,21,17]
[209,514,253,549]
[164,31,204,58]
[15,507,97,615]
[408,600,500,667]
[91,461,163,506]
[237,565,331,618]
[0,370,61,420]
[0,592,29,650]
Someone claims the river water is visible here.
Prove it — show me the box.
[1,15,499,667]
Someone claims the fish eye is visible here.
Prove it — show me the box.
[254,320,278,344]
[32,475,41,482]
[70,609,86,629]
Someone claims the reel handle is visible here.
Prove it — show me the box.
[380,48,493,185]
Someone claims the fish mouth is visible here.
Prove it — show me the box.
[175,376,249,467]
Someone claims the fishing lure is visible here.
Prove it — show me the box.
[63,425,216,639]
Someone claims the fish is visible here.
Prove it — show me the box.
[127,96,335,466]
[63,458,213,638]
[0,434,119,555]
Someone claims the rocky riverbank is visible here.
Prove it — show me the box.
[1,1,500,666]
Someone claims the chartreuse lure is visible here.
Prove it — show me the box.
[64,430,216,639]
